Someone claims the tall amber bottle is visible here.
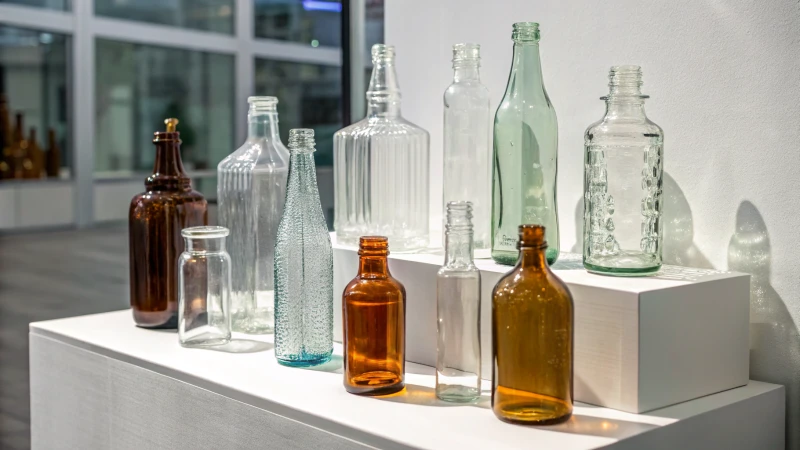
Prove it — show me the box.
[129,118,207,328]
[0,95,10,179]
[342,236,406,395]
[492,225,573,424]
[45,128,60,178]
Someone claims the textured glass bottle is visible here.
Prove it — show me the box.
[129,118,208,328]
[178,226,232,347]
[334,44,430,252]
[584,66,664,275]
[492,22,560,266]
[492,225,573,425]
[274,129,333,367]
[218,96,289,333]
[436,202,481,402]
[342,236,406,395]
[443,44,491,257]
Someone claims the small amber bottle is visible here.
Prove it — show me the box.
[342,236,406,395]
[129,118,207,328]
[492,225,574,424]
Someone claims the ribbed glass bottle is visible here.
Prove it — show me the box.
[443,44,491,257]
[334,44,430,252]
[274,129,333,367]
[583,66,664,275]
[492,22,560,266]
[436,202,481,402]
[218,96,289,333]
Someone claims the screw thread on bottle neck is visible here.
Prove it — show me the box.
[607,65,645,97]
[288,128,315,152]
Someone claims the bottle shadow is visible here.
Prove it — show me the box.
[205,339,273,354]
[372,383,491,409]
[299,354,344,374]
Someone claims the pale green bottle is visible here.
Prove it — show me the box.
[492,22,559,265]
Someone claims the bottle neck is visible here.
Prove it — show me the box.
[604,99,647,119]
[444,229,474,267]
[287,149,318,194]
[517,246,548,269]
[366,61,401,119]
[148,139,189,190]
[453,62,480,83]
[358,253,390,278]
[247,109,281,140]
[506,42,545,96]
[185,237,225,253]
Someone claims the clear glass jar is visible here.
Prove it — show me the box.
[178,226,232,348]
[218,96,289,334]
[583,66,664,275]
[334,44,430,252]
[436,202,481,402]
[443,44,491,258]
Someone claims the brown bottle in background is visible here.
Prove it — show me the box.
[0,95,10,179]
[492,224,574,425]
[45,128,60,178]
[24,127,44,179]
[10,113,26,179]
[342,236,406,395]
[129,118,208,328]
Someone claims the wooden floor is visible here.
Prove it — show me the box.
[0,225,130,450]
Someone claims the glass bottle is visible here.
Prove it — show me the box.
[492,225,573,425]
[178,226,232,347]
[334,44,430,252]
[342,236,406,395]
[443,44,491,257]
[0,94,10,179]
[492,22,560,266]
[274,128,333,367]
[24,127,44,179]
[46,128,60,178]
[584,66,664,275]
[218,96,290,334]
[436,201,481,402]
[129,118,208,329]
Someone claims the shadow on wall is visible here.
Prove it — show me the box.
[728,200,800,447]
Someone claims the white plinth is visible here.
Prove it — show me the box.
[30,311,783,450]
[332,233,751,413]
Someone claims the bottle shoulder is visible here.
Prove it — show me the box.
[585,118,664,143]
[219,139,290,171]
[343,276,406,299]
[437,264,480,276]
[335,117,430,140]
[492,268,573,301]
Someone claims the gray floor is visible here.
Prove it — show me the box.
[0,225,130,450]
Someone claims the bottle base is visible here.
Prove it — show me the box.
[180,336,231,348]
[584,254,661,276]
[345,371,405,396]
[494,408,572,425]
[492,248,559,266]
[277,352,332,368]
[493,387,572,425]
[436,385,480,403]
[134,311,178,329]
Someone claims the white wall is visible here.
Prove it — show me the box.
[387,0,800,446]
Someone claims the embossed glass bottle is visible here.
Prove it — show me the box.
[274,129,333,367]
[334,44,430,252]
[436,202,481,402]
[443,44,491,257]
[583,66,664,275]
[218,96,289,333]
[492,225,573,425]
[492,22,559,266]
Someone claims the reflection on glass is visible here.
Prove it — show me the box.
[0,0,69,10]
[254,0,340,46]
[0,24,69,180]
[94,0,234,34]
[254,59,341,166]
[95,39,234,175]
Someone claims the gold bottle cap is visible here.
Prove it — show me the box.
[165,118,179,132]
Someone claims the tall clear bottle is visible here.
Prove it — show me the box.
[443,44,491,257]
[583,66,664,275]
[274,129,333,367]
[334,44,430,252]
[436,201,481,402]
[492,22,560,266]
[218,96,289,334]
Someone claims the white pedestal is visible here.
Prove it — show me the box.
[30,311,783,450]
[332,233,751,413]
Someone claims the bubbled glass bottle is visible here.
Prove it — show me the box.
[583,66,664,275]
[218,96,289,333]
[274,129,334,367]
[334,44,430,252]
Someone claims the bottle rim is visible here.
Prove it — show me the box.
[512,22,540,43]
[181,226,229,239]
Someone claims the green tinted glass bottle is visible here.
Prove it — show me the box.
[492,22,559,265]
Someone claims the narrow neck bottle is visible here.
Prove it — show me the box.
[357,236,390,278]
[603,65,648,120]
[452,44,481,83]
[444,202,475,268]
[505,23,546,102]
[517,225,549,269]
[287,128,319,196]
[366,44,401,119]
[247,98,282,141]
[148,119,190,191]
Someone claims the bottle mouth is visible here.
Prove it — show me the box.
[445,201,474,232]
[181,226,229,239]
[371,44,395,64]
[288,128,315,151]
[603,65,648,99]
[517,224,548,249]
[358,236,389,256]
[452,43,480,65]
[248,96,278,112]
[512,22,540,43]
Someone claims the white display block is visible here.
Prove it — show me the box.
[30,311,783,450]
[332,233,750,413]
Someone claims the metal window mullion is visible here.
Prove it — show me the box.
[0,3,73,34]
[235,0,254,145]
[73,0,94,227]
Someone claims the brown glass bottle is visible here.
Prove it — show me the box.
[45,128,60,178]
[129,118,207,328]
[492,225,574,425]
[23,127,44,179]
[342,236,406,395]
[0,95,10,179]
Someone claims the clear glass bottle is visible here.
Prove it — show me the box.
[492,225,573,425]
[342,236,406,396]
[443,44,491,257]
[492,22,560,266]
[178,226,232,347]
[436,201,481,402]
[334,44,430,252]
[218,96,290,333]
[584,66,664,275]
[274,129,333,367]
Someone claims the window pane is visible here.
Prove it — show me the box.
[0,25,70,180]
[95,0,234,35]
[254,59,341,166]
[0,0,69,10]
[95,39,234,175]
[254,0,341,48]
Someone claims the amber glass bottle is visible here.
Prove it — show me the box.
[23,128,44,179]
[342,236,406,395]
[0,95,10,179]
[129,118,207,328]
[45,128,60,178]
[492,225,573,424]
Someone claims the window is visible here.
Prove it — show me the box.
[95,0,234,34]
[254,0,340,47]
[0,0,69,10]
